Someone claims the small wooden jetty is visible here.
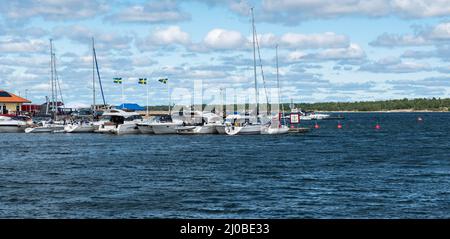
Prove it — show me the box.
[288,127,310,133]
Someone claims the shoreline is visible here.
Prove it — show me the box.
[316,110,449,113]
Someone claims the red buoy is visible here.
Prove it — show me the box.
[375,123,381,130]
[314,122,320,129]
[337,122,343,129]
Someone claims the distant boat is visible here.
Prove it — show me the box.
[64,121,96,133]
[95,109,143,135]
[0,115,31,133]
[261,45,289,135]
[26,39,67,133]
[64,38,106,133]
[175,112,222,134]
[224,8,265,135]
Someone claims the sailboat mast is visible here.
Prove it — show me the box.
[251,8,258,116]
[276,45,283,113]
[49,39,55,119]
[92,38,107,107]
[92,37,96,113]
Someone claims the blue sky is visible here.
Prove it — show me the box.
[1,0,450,107]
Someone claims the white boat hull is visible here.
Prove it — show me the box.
[215,125,226,134]
[176,125,218,134]
[25,125,64,133]
[96,123,140,135]
[137,124,154,134]
[64,124,96,133]
[0,125,26,133]
[152,124,182,134]
[261,126,289,135]
[225,124,261,135]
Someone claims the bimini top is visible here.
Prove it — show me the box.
[0,90,31,103]
[116,103,145,111]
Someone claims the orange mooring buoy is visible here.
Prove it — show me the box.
[375,123,381,129]
[314,122,320,129]
[337,122,343,129]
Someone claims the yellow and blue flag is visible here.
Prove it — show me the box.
[113,77,122,84]
[158,78,168,84]
[138,78,147,85]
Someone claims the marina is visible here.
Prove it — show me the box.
[1,0,450,223]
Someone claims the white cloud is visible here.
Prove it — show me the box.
[259,0,450,24]
[1,0,109,21]
[430,22,450,40]
[138,26,191,51]
[0,39,47,53]
[370,33,428,47]
[287,44,366,62]
[52,25,132,51]
[360,57,432,73]
[280,32,349,49]
[203,28,246,50]
[104,0,190,24]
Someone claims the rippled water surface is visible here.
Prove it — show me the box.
[1,113,449,218]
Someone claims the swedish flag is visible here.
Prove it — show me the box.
[113,77,122,84]
[158,78,168,84]
[138,78,147,85]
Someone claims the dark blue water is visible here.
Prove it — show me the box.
[1,113,449,218]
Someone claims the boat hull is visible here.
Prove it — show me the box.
[152,124,181,134]
[261,126,289,135]
[137,124,154,134]
[176,125,218,134]
[0,125,26,133]
[64,124,96,133]
[225,124,261,135]
[25,125,64,133]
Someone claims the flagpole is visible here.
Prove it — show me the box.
[121,80,124,109]
[146,79,149,117]
[168,81,171,114]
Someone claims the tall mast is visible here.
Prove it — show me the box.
[92,37,96,113]
[49,39,55,119]
[251,8,258,116]
[92,38,107,107]
[276,45,285,126]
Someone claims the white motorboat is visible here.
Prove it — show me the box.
[137,120,154,134]
[25,121,65,133]
[95,109,143,135]
[0,115,31,133]
[150,114,184,134]
[64,121,96,133]
[223,115,262,135]
[176,112,222,135]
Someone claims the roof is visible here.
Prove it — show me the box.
[116,103,145,111]
[0,90,31,103]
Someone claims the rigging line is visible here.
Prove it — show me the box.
[254,23,270,108]
[53,53,64,106]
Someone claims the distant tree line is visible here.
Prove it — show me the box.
[145,98,450,112]
[283,98,450,112]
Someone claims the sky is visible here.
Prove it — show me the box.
[1,0,450,107]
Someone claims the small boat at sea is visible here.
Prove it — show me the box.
[149,114,184,134]
[223,114,262,135]
[260,44,289,135]
[95,109,143,135]
[0,115,32,133]
[25,120,65,133]
[175,112,223,134]
[64,121,96,133]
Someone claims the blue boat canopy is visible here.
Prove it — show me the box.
[116,103,145,111]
